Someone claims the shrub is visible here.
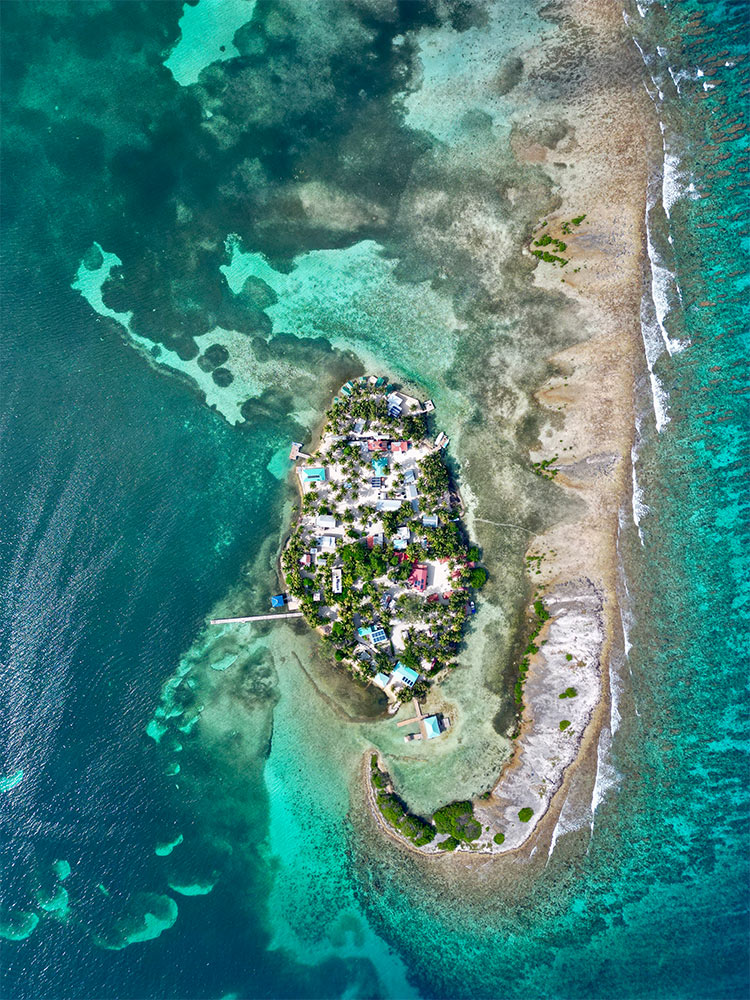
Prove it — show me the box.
[565,653,573,661]
[518,808,534,823]
[334,650,345,662]
[558,687,578,699]
[493,832,505,845]
[441,836,460,852]
[433,801,482,842]
[469,567,488,589]
[532,599,549,621]
[559,720,571,731]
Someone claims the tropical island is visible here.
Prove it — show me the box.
[276,373,599,856]
[281,376,487,732]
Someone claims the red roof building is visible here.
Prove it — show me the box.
[367,439,387,451]
[409,563,429,592]
[389,441,409,453]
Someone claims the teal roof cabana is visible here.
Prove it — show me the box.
[424,716,441,739]
[302,467,326,483]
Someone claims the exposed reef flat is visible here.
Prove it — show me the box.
[353,0,652,857]
[475,0,652,854]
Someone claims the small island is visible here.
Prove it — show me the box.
[281,375,487,733]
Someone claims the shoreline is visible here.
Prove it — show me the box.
[358,0,653,859]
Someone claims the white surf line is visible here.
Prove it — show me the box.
[474,517,536,534]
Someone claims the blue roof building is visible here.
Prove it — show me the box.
[392,663,419,687]
[271,594,286,608]
[424,715,441,739]
[302,467,326,483]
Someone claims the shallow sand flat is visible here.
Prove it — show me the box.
[481,0,652,855]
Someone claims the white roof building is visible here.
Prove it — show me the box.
[376,499,404,512]
[316,514,337,529]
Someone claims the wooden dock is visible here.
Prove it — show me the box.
[209,612,303,625]
[396,698,428,741]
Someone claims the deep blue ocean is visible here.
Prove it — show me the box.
[1,2,748,998]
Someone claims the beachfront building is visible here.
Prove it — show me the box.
[424,715,441,739]
[391,662,420,688]
[271,594,286,609]
[300,467,326,484]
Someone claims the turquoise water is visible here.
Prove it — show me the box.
[1,1,747,997]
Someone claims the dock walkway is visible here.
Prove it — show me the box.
[209,612,303,625]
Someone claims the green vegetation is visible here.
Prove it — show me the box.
[534,233,567,251]
[558,687,578,699]
[418,452,450,498]
[284,375,484,691]
[531,248,568,266]
[565,652,573,661]
[433,800,482,842]
[561,214,587,234]
[518,808,534,823]
[493,832,505,845]
[370,761,435,846]
[515,599,551,706]
[559,719,571,731]
[441,836,460,852]
[531,455,559,480]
